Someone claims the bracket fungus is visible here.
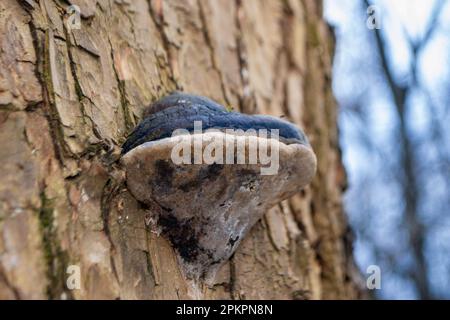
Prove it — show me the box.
[121,92,317,279]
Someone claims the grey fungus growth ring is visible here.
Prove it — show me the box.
[121,92,317,279]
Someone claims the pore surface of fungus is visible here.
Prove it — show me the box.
[121,93,317,279]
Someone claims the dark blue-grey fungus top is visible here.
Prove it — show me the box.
[122,92,309,154]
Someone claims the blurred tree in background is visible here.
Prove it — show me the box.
[326,0,450,299]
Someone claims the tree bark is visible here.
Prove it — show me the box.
[0,0,362,299]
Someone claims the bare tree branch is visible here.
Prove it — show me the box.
[362,0,448,299]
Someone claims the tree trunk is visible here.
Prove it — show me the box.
[0,0,362,299]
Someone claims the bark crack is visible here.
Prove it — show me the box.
[234,0,254,113]
[37,191,72,300]
[147,0,180,90]
[25,19,71,164]
[107,36,135,135]
[197,0,231,107]
[100,178,122,285]
[62,21,97,137]
[0,266,21,299]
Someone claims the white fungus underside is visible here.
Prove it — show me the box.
[122,132,316,280]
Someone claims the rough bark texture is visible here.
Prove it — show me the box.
[0,0,363,299]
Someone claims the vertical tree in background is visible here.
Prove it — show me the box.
[327,0,450,299]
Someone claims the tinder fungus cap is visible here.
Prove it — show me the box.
[121,92,317,278]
